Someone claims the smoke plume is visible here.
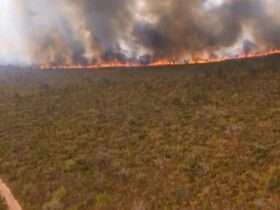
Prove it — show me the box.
[1,0,280,65]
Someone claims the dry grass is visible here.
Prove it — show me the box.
[0,56,280,210]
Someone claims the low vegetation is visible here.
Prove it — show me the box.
[0,56,280,210]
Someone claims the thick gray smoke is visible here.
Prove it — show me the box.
[1,0,280,65]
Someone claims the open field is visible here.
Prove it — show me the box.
[1,56,280,210]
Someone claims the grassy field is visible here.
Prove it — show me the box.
[0,56,280,210]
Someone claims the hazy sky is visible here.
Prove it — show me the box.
[0,0,29,64]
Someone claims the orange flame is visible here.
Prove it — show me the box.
[40,49,280,70]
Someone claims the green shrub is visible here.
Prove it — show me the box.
[95,192,112,209]
[268,167,280,193]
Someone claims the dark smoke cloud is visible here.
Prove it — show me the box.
[4,0,280,65]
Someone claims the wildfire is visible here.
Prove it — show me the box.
[39,59,176,70]
[40,49,280,70]
[188,49,280,64]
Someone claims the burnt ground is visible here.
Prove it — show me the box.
[0,56,280,210]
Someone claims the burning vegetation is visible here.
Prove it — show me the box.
[2,0,280,67]
[40,49,280,70]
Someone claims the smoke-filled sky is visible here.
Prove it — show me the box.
[0,0,280,65]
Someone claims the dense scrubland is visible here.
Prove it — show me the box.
[0,57,280,210]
